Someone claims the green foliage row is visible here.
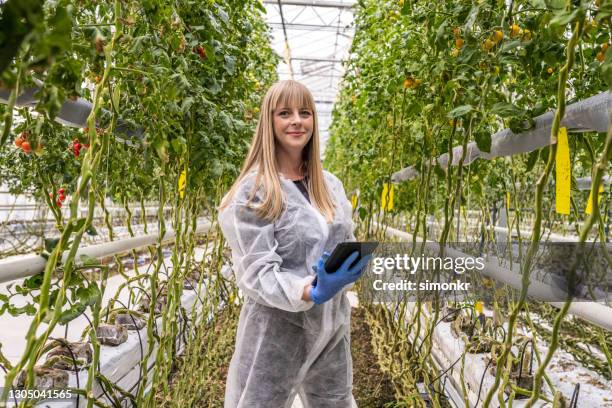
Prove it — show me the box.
[326,0,610,222]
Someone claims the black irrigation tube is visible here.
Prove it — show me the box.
[429,353,464,386]
[58,295,101,407]
[475,358,494,407]
[569,383,580,408]
[111,298,144,402]
[96,375,124,408]
[46,336,82,408]
[415,304,475,356]
[125,286,159,338]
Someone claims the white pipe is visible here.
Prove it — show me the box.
[0,219,211,284]
[376,223,612,332]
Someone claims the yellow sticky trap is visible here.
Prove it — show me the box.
[555,127,570,215]
[475,301,484,314]
[381,183,394,211]
[351,194,358,210]
[506,191,511,211]
[178,169,187,199]
[586,184,604,215]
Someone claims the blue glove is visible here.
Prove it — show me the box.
[310,251,372,305]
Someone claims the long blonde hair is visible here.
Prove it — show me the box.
[219,80,336,222]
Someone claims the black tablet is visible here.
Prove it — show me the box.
[324,242,379,273]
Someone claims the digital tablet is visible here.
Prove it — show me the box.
[324,241,379,273]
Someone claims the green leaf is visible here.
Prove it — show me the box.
[491,102,525,117]
[44,237,60,253]
[216,5,229,24]
[79,254,99,267]
[602,47,612,88]
[181,97,194,113]
[24,273,44,289]
[435,20,448,46]
[474,131,491,153]
[224,55,236,75]
[254,1,266,13]
[58,302,87,324]
[500,40,522,53]
[111,85,121,111]
[76,283,100,306]
[207,78,222,94]
[153,138,169,162]
[526,149,539,172]
[463,5,480,30]
[8,303,37,317]
[550,9,581,28]
[447,105,473,118]
[86,225,98,236]
[72,217,87,231]
[596,1,612,20]
[358,207,367,221]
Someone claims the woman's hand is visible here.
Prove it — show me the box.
[309,251,372,304]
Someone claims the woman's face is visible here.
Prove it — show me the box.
[273,102,313,155]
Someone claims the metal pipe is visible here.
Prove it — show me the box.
[263,0,356,9]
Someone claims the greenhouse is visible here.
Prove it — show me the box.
[0,0,610,407]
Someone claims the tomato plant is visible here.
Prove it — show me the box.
[0,0,277,405]
[326,0,611,405]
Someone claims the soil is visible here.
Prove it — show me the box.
[351,307,398,407]
[160,305,397,407]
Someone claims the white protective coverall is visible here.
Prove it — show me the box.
[218,170,356,408]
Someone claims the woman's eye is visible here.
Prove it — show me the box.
[300,111,312,116]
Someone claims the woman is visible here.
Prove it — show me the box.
[218,80,370,408]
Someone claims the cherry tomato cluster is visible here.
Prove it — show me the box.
[72,138,90,158]
[194,45,207,59]
[50,188,67,208]
[14,131,31,154]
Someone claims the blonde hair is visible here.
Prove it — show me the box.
[219,80,336,222]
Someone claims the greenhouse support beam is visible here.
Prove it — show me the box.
[392,91,612,182]
[263,0,356,9]
[268,22,355,32]
[376,223,612,332]
[0,219,211,284]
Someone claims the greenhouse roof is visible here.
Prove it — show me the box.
[263,0,357,150]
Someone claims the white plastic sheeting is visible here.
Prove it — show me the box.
[0,219,211,283]
[392,91,612,183]
[376,222,612,332]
